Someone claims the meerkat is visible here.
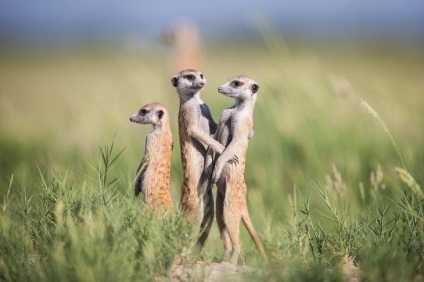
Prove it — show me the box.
[171,69,227,247]
[212,75,267,264]
[129,102,173,211]
[162,20,203,75]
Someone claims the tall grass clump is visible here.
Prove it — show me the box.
[259,74,424,281]
[0,141,191,281]
[263,176,423,281]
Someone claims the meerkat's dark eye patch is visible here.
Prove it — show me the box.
[171,77,178,87]
[139,109,148,116]
[200,74,204,79]
[183,74,195,80]
[157,110,164,120]
[231,80,243,88]
[251,84,259,94]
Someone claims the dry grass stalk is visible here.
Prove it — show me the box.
[328,73,406,168]
[395,167,424,198]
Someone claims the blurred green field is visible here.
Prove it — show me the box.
[0,41,423,281]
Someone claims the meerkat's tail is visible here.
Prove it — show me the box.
[241,211,267,261]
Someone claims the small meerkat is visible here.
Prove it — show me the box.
[171,69,225,246]
[212,75,267,264]
[129,102,173,211]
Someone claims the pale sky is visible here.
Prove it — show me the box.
[1,1,423,46]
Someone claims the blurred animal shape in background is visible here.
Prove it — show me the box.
[162,20,203,76]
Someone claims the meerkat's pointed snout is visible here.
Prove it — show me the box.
[193,81,205,89]
[218,87,223,92]
[129,115,139,123]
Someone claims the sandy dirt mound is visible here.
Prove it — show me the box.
[171,260,258,282]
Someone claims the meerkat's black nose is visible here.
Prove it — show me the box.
[199,82,205,87]
[218,87,222,92]
[129,117,133,122]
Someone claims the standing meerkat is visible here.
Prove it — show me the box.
[171,69,226,247]
[212,75,267,264]
[129,102,173,211]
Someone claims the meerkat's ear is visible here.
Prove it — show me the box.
[157,110,164,120]
[251,84,259,94]
[171,76,178,87]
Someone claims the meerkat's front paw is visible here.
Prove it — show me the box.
[134,186,141,197]
[228,155,239,165]
[211,172,219,185]
[211,164,223,184]
[204,156,214,170]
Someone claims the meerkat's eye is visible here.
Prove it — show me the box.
[231,80,243,88]
[139,109,148,116]
[200,74,204,79]
[184,74,195,80]
[157,110,164,120]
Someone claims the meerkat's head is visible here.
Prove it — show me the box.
[218,75,259,101]
[129,102,169,128]
[171,69,206,97]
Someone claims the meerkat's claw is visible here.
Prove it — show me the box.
[211,169,220,184]
[134,188,141,197]
[228,155,239,165]
[212,177,219,185]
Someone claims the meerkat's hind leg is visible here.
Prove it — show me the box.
[219,181,244,264]
[227,217,241,265]
[195,147,215,248]
[196,186,214,247]
[216,189,232,261]
[222,190,242,264]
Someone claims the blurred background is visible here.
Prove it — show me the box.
[1,0,423,223]
[1,1,423,49]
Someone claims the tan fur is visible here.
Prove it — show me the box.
[212,75,267,264]
[130,102,173,212]
[171,69,224,247]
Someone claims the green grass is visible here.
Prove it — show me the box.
[0,40,423,281]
